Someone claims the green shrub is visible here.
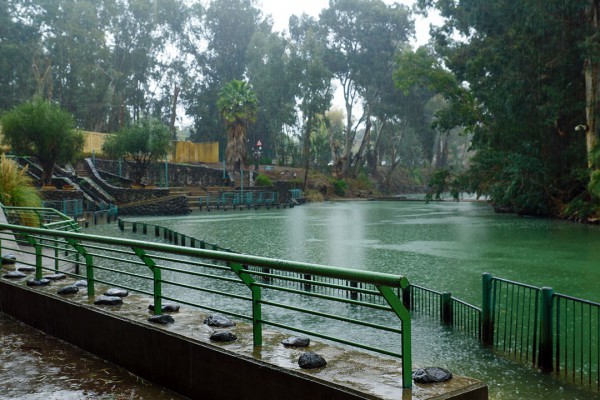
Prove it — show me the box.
[255,174,273,186]
[0,155,42,226]
[332,179,348,196]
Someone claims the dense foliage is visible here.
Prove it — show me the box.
[413,0,596,219]
[2,0,600,218]
[0,155,42,209]
[102,118,171,185]
[0,98,83,185]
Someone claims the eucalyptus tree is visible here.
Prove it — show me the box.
[0,0,40,111]
[319,0,413,178]
[217,79,258,174]
[417,0,588,217]
[289,15,334,190]
[187,0,265,149]
[246,30,298,161]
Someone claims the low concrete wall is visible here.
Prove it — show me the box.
[0,281,379,400]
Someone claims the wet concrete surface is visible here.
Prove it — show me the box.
[0,313,187,400]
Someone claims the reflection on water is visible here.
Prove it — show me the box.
[89,201,600,400]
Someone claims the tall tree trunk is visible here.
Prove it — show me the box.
[303,119,312,191]
[585,0,600,167]
[351,116,372,177]
[170,84,180,140]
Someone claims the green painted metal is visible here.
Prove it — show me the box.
[67,238,94,296]
[539,287,554,372]
[482,272,493,346]
[378,285,412,389]
[0,221,412,388]
[228,262,262,346]
[132,247,162,316]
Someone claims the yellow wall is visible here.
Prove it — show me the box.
[172,141,219,164]
[82,131,112,155]
[82,131,219,164]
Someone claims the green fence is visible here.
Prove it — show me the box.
[198,191,284,211]
[0,221,413,389]
[116,218,600,393]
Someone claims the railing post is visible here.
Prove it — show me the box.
[538,287,554,372]
[377,285,412,389]
[132,222,137,233]
[155,225,160,237]
[228,262,262,346]
[133,247,162,315]
[349,281,358,300]
[482,273,493,345]
[67,239,94,296]
[441,292,453,326]
[402,285,412,311]
[142,223,147,235]
[118,218,124,231]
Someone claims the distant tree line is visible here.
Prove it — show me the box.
[2,0,599,219]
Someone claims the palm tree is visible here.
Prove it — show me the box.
[217,80,258,177]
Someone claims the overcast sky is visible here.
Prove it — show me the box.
[259,0,441,46]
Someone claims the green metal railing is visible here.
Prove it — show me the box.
[198,190,285,211]
[0,222,413,389]
[554,293,600,388]
[43,199,84,219]
[116,218,600,393]
[2,205,80,232]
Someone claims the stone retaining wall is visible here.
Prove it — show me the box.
[118,195,190,216]
[93,159,227,188]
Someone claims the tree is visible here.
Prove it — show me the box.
[102,118,171,185]
[217,79,258,174]
[319,0,413,178]
[417,0,588,217]
[289,15,333,190]
[186,0,264,149]
[0,99,83,186]
[246,30,298,161]
[0,0,40,112]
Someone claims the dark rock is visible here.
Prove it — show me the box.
[44,273,67,281]
[57,285,79,295]
[27,279,50,287]
[148,303,180,313]
[73,280,88,288]
[94,295,123,306]
[412,367,453,384]
[3,271,27,279]
[204,314,235,328]
[17,265,35,273]
[209,330,237,342]
[148,314,175,325]
[282,337,310,348]
[298,352,327,369]
[105,288,129,297]
[1,253,17,265]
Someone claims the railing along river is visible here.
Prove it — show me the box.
[118,217,599,394]
[0,214,413,389]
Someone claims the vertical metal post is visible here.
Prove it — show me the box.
[442,292,453,326]
[165,159,169,188]
[92,150,95,166]
[228,262,262,346]
[155,225,160,236]
[538,287,554,372]
[118,157,122,177]
[402,285,412,311]
[118,218,124,231]
[54,245,59,272]
[377,285,412,389]
[482,273,493,345]
[133,248,162,315]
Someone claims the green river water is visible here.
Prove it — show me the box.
[90,200,600,400]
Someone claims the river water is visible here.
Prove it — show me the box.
[89,200,599,400]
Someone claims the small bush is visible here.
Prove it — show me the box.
[0,155,42,226]
[332,179,348,196]
[255,174,273,186]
